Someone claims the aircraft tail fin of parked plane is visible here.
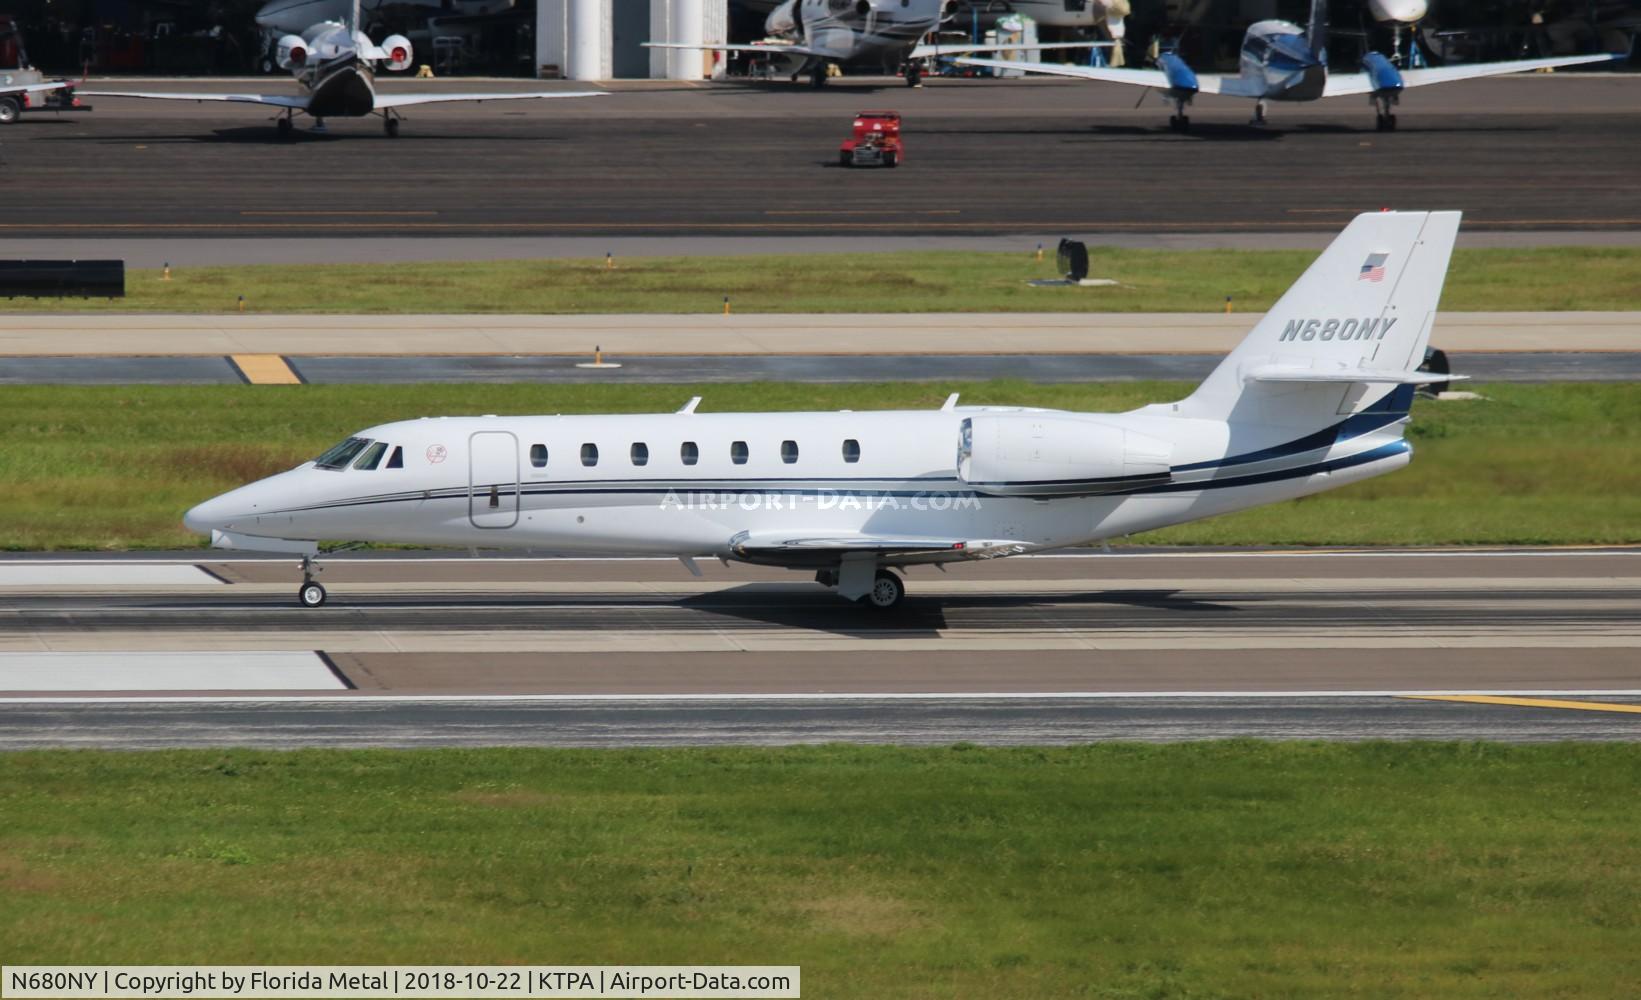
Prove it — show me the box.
[1173,210,1460,425]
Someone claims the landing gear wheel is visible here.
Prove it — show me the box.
[1169,114,1189,132]
[298,581,327,608]
[863,570,905,611]
[1384,113,1397,131]
[277,116,293,139]
[384,116,399,137]
[809,66,827,89]
[905,66,922,88]
[0,97,20,125]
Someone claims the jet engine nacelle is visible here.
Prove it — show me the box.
[379,34,413,72]
[766,0,798,36]
[275,33,309,70]
[1368,0,1428,24]
[957,414,1173,497]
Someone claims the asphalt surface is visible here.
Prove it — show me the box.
[2,76,1637,238]
[3,549,1638,746]
[3,351,1635,383]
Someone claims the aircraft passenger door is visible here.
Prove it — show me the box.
[468,431,519,529]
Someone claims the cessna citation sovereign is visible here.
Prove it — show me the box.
[186,210,1462,611]
[957,0,1616,130]
[82,2,603,137]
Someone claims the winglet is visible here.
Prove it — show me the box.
[678,396,702,414]
[941,392,960,411]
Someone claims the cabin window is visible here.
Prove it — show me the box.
[681,441,699,466]
[781,440,799,464]
[731,441,749,465]
[314,437,369,471]
[842,439,861,463]
[385,445,403,469]
[581,443,599,467]
[631,442,649,466]
[353,441,388,471]
[530,444,548,468]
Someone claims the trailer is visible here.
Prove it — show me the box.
[0,17,90,124]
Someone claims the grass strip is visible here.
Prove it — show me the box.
[1,382,1637,550]
[3,744,1640,997]
[5,247,1640,314]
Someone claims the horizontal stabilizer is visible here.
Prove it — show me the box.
[1245,364,1468,384]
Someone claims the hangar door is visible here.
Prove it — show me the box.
[469,431,520,529]
[611,0,652,78]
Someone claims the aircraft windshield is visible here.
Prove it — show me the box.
[315,436,371,470]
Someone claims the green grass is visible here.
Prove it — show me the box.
[2,382,1637,550]
[3,744,1641,997]
[7,247,1641,314]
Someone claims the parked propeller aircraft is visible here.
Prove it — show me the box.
[647,0,1107,88]
[188,210,1463,612]
[956,0,1616,130]
[81,1,603,137]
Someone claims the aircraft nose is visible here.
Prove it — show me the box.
[183,495,233,535]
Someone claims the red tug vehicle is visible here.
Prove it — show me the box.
[838,110,902,168]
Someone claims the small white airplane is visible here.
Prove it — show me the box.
[81,1,604,137]
[188,209,1464,612]
[647,0,1108,88]
[956,0,1617,130]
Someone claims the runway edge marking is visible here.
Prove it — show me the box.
[1401,694,1641,715]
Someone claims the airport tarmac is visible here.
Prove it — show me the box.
[4,351,1633,384]
[1,76,1636,238]
[2,549,1637,747]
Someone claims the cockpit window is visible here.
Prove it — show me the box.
[315,437,370,470]
[385,446,403,469]
[353,442,388,471]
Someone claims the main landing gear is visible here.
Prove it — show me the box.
[382,110,401,137]
[276,110,295,139]
[1373,93,1398,131]
[904,63,923,88]
[815,565,907,611]
[809,64,828,89]
[1168,97,1190,131]
[1250,100,1268,127]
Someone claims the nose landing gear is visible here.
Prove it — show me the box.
[298,555,327,607]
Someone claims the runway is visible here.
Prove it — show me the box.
[2,76,1637,238]
[2,549,1637,746]
[4,351,1635,384]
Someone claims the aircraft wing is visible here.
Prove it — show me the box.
[643,41,831,58]
[730,530,1026,562]
[909,41,1112,60]
[78,90,311,109]
[951,57,1227,93]
[373,90,608,109]
[2,81,70,95]
[1323,53,1617,97]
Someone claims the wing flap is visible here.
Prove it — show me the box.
[910,41,1111,60]
[729,530,1024,564]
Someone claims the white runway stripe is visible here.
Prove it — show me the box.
[0,565,224,586]
[0,652,344,691]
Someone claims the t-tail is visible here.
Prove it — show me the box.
[1304,0,1329,56]
[1173,210,1461,431]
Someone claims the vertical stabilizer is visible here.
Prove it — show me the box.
[1305,0,1329,55]
[349,0,363,33]
[1173,210,1461,427]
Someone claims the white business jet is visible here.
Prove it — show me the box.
[647,0,1107,88]
[187,209,1464,612]
[81,1,604,137]
[956,0,1616,130]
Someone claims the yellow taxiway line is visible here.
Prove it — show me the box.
[228,354,303,385]
[1402,695,1641,714]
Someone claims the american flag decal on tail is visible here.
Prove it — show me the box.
[1358,252,1388,282]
